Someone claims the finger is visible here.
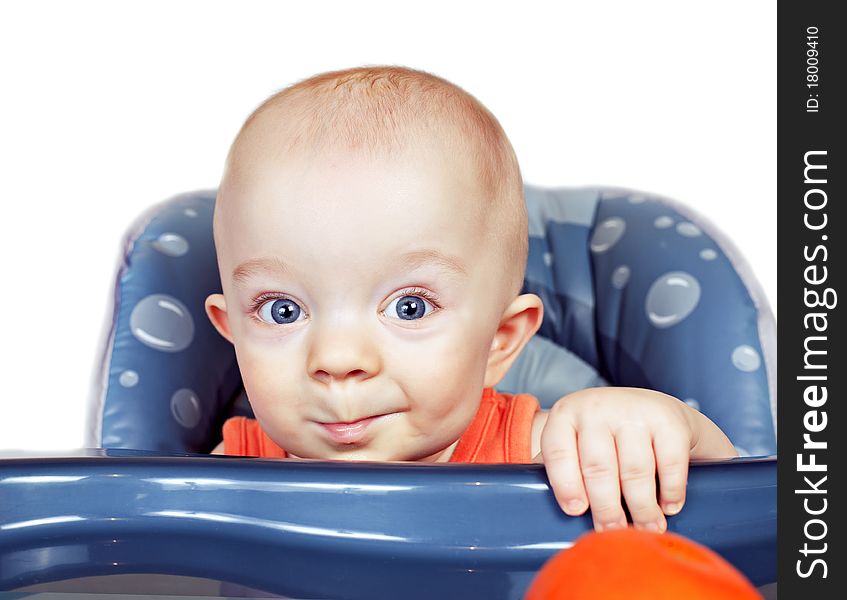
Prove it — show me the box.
[540,417,588,516]
[616,424,666,532]
[653,429,690,516]
[578,426,626,531]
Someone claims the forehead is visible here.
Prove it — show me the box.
[216,147,491,281]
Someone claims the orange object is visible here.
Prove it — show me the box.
[222,387,540,463]
[524,528,761,599]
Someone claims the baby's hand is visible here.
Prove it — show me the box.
[534,387,737,532]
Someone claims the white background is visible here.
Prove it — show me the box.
[0,1,775,451]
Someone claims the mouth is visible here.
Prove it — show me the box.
[317,413,393,445]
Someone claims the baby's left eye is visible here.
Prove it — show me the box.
[385,294,435,321]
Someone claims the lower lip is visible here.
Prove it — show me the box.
[318,415,387,444]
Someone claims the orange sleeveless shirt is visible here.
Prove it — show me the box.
[222,387,540,463]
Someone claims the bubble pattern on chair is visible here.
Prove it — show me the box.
[89,191,242,453]
[90,186,777,456]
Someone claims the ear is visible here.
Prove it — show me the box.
[205,293,234,344]
[483,293,544,388]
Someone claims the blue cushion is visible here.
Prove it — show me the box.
[90,186,776,456]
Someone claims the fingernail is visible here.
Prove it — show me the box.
[664,503,681,515]
[565,500,586,514]
[602,520,626,531]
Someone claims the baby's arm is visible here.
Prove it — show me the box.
[532,387,736,532]
[211,441,225,455]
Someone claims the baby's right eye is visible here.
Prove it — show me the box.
[257,298,305,325]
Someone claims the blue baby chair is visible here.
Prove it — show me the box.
[1,186,776,599]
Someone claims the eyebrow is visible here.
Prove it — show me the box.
[231,249,468,287]
[232,256,290,287]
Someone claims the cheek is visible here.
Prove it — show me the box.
[441,306,498,375]
[233,338,301,413]
[393,322,492,417]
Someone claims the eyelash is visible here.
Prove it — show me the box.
[247,287,442,324]
[247,292,299,324]
[395,287,441,310]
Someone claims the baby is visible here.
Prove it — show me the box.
[205,65,737,533]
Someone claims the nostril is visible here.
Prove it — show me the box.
[311,368,370,384]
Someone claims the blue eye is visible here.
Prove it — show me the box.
[258,298,304,325]
[386,295,434,320]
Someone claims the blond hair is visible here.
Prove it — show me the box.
[222,65,527,298]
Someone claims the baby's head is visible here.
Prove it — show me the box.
[205,65,543,462]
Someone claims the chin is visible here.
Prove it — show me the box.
[288,443,396,463]
[321,449,401,463]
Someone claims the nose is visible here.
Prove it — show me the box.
[306,321,382,385]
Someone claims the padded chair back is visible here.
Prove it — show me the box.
[89,186,776,456]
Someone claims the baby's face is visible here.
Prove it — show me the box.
[208,144,523,462]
